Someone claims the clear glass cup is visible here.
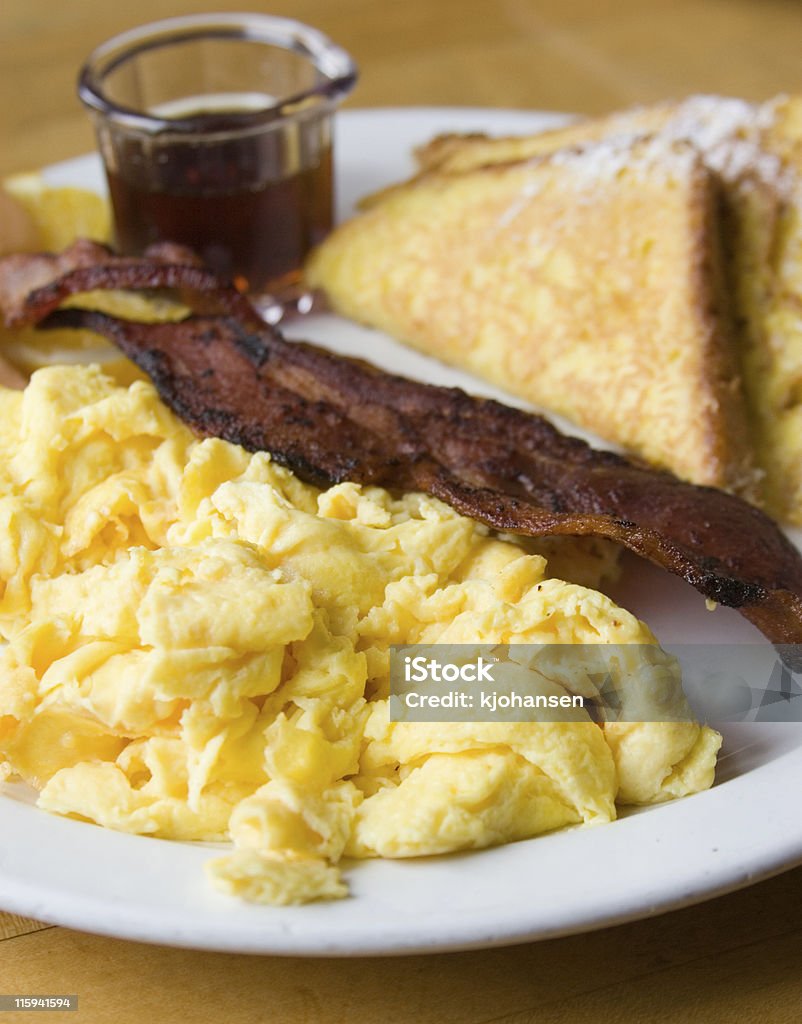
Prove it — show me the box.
[78,13,357,313]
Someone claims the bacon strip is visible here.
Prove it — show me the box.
[0,239,262,329]
[2,244,802,650]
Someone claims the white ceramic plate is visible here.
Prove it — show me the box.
[1,108,802,956]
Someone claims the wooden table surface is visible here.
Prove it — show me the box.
[3,0,802,1021]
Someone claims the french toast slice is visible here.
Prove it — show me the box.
[744,95,802,525]
[307,135,755,497]
[413,99,723,175]
[412,96,802,524]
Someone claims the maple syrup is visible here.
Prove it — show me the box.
[105,99,333,294]
[79,16,356,298]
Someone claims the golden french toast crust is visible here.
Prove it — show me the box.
[691,174,758,499]
[406,95,802,524]
[308,135,756,498]
[311,94,802,522]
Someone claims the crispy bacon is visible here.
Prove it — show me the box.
[2,244,802,650]
[0,239,261,329]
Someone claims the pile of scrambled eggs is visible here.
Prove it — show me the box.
[0,365,721,904]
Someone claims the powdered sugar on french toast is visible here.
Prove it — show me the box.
[656,95,791,194]
[547,134,700,188]
[535,96,793,198]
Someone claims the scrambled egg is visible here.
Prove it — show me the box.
[0,366,721,905]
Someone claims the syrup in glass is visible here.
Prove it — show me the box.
[105,94,333,295]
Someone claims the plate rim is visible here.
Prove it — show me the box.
[3,105,802,956]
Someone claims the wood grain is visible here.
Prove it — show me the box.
[0,914,52,941]
[1,866,801,1023]
[2,1,802,1020]
[4,0,802,176]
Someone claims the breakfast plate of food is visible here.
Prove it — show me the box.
[0,105,801,956]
